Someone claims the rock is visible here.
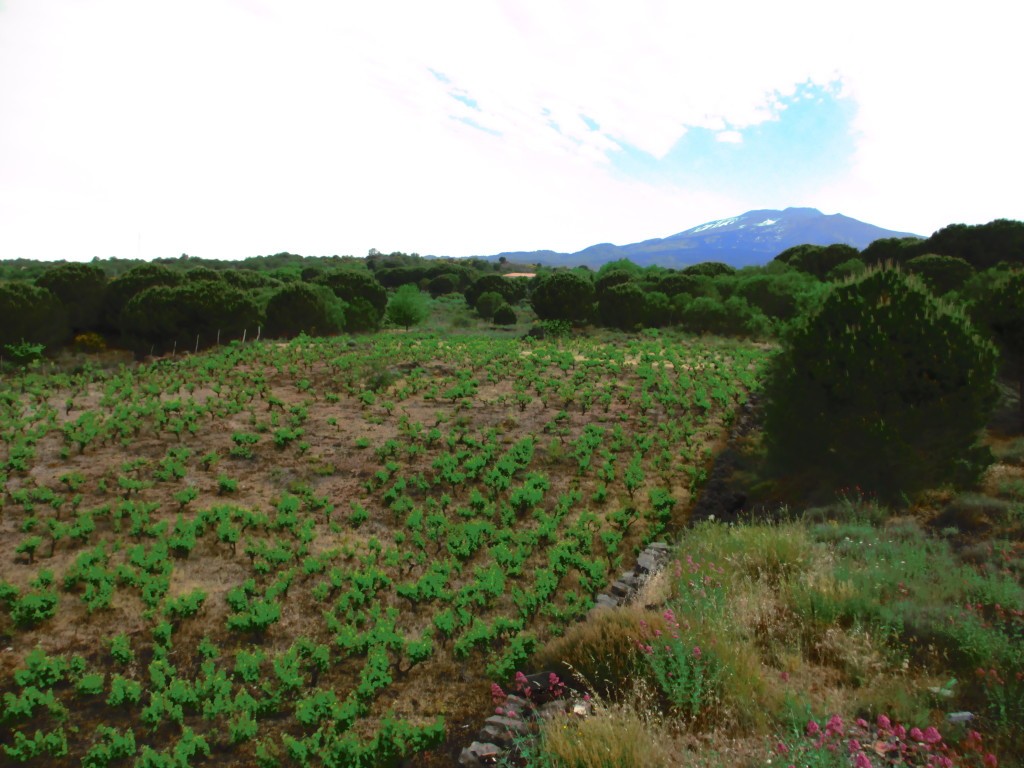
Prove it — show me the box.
[594,594,619,609]
[481,715,533,747]
[636,551,658,574]
[458,741,502,766]
[609,580,631,598]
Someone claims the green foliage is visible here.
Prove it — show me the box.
[905,253,974,295]
[0,281,68,347]
[764,268,998,501]
[314,269,387,330]
[474,290,505,320]
[465,274,527,307]
[530,271,595,322]
[773,243,861,280]
[492,303,517,326]
[120,281,261,350]
[385,285,430,330]
[36,262,108,332]
[4,340,46,367]
[264,282,346,339]
[682,261,736,277]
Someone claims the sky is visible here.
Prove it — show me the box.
[1,1,1021,262]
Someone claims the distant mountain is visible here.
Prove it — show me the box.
[486,208,922,269]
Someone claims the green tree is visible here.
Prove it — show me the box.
[597,282,646,330]
[464,274,527,308]
[36,263,107,334]
[492,304,517,325]
[764,268,998,502]
[102,264,184,333]
[970,270,1024,426]
[682,261,735,278]
[0,282,68,347]
[904,253,974,295]
[773,244,861,280]
[121,282,260,351]
[385,285,430,330]
[314,270,387,331]
[265,283,346,339]
[530,271,595,322]
[474,291,505,321]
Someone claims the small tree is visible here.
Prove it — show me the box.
[385,285,430,330]
[763,268,998,502]
[475,291,505,321]
[492,304,517,326]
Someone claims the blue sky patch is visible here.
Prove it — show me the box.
[610,81,857,200]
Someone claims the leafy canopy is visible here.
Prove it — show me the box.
[763,268,998,502]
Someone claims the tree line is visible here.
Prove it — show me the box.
[0,218,1021,361]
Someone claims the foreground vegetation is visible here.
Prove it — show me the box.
[528,489,1024,766]
[0,331,765,765]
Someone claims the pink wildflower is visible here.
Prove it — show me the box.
[806,720,821,737]
[983,755,998,768]
[692,646,702,660]
[922,726,941,745]
[853,754,872,768]
[775,742,789,756]
[909,727,924,742]
[779,671,790,682]
[877,714,891,731]
[826,715,844,737]
[848,739,862,754]
[490,683,506,705]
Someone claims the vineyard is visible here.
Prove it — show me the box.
[0,332,769,766]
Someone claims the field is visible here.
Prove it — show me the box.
[0,331,768,765]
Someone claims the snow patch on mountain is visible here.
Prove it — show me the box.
[691,217,739,233]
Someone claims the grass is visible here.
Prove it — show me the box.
[522,515,1024,767]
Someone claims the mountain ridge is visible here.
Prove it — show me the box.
[479,207,922,269]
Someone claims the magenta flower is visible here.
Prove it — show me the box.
[853,753,872,768]
[909,727,924,742]
[983,753,998,767]
[806,720,821,737]
[877,714,891,731]
[692,646,702,660]
[922,726,941,745]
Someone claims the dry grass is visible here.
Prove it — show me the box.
[531,606,668,700]
[537,699,675,768]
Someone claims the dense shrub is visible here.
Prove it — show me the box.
[0,282,68,347]
[530,271,594,322]
[314,270,387,329]
[763,268,998,502]
[492,304,517,325]
[264,283,346,339]
[36,263,107,333]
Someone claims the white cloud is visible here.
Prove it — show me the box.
[715,131,743,144]
[0,0,1020,260]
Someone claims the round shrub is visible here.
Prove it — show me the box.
[492,304,517,325]
[763,268,998,502]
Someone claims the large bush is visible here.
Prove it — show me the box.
[121,282,261,351]
[314,270,387,330]
[265,283,346,339]
[530,271,595,322]
[0,281,68,348]
[36,263,107,334]
[763,268,998,501]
